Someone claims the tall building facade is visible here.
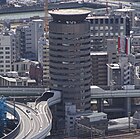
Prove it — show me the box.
[16,19,44,60]
[0,30,16,75]
[113,8,135,27]
[49,9,91,111]
[49,10,91,133]
[107,39,118,64]
[91,52,107,86]
[87,15,130,51]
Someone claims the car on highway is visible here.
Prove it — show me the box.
[26,109,30,113]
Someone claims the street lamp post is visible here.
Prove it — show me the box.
[128,111,131,132]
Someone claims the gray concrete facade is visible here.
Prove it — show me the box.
[49,9,91,111]
[91,52,108,86]
[87,15,130,51]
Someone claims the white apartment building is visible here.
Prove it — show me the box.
[16,19,44,60]
[38,37,49,85]
[29,19,44,60]
[107,56,132,87]
[0,30,16,75]
[119,56,132,85]
[0,72,36,86]
[12,59,31,76]
[107,63,121,87]
[38,37,44,65]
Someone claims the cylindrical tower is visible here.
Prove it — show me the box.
[49,9,91,111]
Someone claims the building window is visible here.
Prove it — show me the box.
[6,65,10,67]
[6,60,10,63]
[100,26,103,30]
[90,26,93,31]
[95,19,98,24]
[121,18,124,24]
[70,121,73,124]
[90,19,93,24]
[115,33,118,36]
[115,18,119,24]
[105,26,108,30]
[110,18,114,24]
[5,56,10,59]
[95,26,98,30]
[120,26,124,29]
[110,26,113,30]
[105,19,109,24]
[100,33,104,36]
[5,47,10,50]
[81,102,84,106]
[110,33,113,36]
[105,33,108,36]
[5,52,10,54]
[95,33,99,37]
[6,69,10,72]
[100,19,103,24]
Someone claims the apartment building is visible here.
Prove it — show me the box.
[107,63,121,87]
[38,37,49,85]
[0,72,36,86]
[16,19,44,60]
[107,39,118,64]
[87,14,130,51]
[91,52,107,86]
[113,8,135,27]
[107,56,133,87]
[65,103,107,138]
[0,30,16,75]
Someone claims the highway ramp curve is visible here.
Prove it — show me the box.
[2,90,61,139]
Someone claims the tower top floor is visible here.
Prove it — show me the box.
[49,9,90,22]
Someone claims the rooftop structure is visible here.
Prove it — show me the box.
[0,73,36,87]
[49,9,91,22]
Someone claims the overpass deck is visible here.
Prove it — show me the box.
[91,86,140,99]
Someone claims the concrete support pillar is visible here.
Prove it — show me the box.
[97,98,104,112]
[126,97,131,116]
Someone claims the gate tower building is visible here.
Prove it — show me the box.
[49,9,91,118]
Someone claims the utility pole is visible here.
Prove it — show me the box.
[128,111,131,132]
